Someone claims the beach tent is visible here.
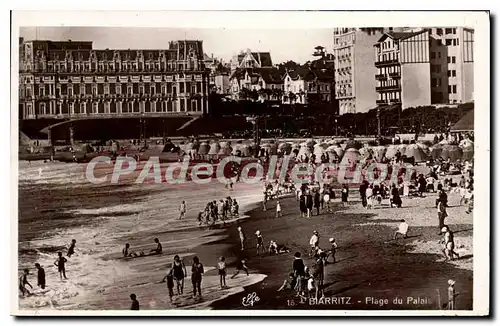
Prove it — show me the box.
[340,148,361,165]
[459,139,474,150]
[218,143,233,156]
[359,147,373,160]
[208,141,221,156]
[325,150,340,163]
[345,139,362,150]
[404,144,429,163]
[441,144,463,162]
[278,142,292,154]
[313,146,326,163]
[416,142,431,156]
[450,109,474,132]
[397,144,407,156]
[371,146,387,161]
[305,138,316,147]
[297,146,313,159]
[430,144,444,160]
[385,145,399,159]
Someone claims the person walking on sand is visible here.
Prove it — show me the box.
[54,252,68,280]
[292,252,306,296]
[171,255,187,295]
[191,256,204,298]
[366,185,374,210]
[309,231,320,257]
[238,226,246,250]
[256,230,264,256]
[35,263,46,289]
[67,239,76,257]
[394,219,409,240]
[130,293,139,310]
[19,268,33,296]
[263,191,268,211]
[179,201,187,219]
[306,191,313,218]
[326,238,338,264]
[276,200,283,217]
[323,191,330,213]
[161,270,175,302]
[231,258,249,278]
[217,256,227,289]
[299,193,306,218]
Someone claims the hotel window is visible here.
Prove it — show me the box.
[192,100,197,111]
[451,70,456,77]
[445,28,453,34]
[150,86,155,94]
[104,85,109,94]
[451,56,456,64]
[436,28,443,35]
[116,85,121,94]
[128,86,133,95]
[447,56,451,64]
[92,87,97,96]
[139,86,144,94]
[446,39,453,46]
[80,103,85,113]
[438,52,441,59]
[454,39,459,46]
[453,28,457,34]
[39,87,44,96]
[92,102,98,113]
[180,83,185,93]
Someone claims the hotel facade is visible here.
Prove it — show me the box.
[18,38,210,121]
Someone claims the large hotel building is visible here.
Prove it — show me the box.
[333,27,474,115]
[18,38,210,121]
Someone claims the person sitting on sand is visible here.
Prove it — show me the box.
[277,272,297,292]
[268,241,290,255]
[67,239,76,257]
[122,243,140,258]
[394,219,409,240]
[150,238,162,254]
[19,268,33,297]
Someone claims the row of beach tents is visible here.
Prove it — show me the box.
[176,137,474,163]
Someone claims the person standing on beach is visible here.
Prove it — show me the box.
[292,252,306,296]
[314,191,321,216]
[437,200,448,234]
[171,255,187,295]
[327,238,338,264]
[359,181,368,208]
[276,200,283,218]
[34,263,46,289]
[179,201,187,219]
[19,269,33,296]
[306,191,313,218]
[366,185,374,210]
[130,293,139,310]
[441,226,459,260]
[309,231,320,257]
[67,239,76,257]
[263,191,268,211]
[299,193,306,218]
[238,226,246,250]
[54,252,68,280]
[341,185,349,207]
[217,256,227,289]
[191,256,204,298]
[323,192,330,213]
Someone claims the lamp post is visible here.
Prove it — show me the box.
[246,116,260,157]
[335,118,338,137]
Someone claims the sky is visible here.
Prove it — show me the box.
[19,27,333,65]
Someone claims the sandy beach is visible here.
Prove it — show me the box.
[17,160,473,311]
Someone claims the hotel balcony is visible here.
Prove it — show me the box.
[376,99,388,105]
[375,59,399,67]
[375,73,387,80]
[375,84,401,92]
[389,72,401,78]
[389,98,402,104]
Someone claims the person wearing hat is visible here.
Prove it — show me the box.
[309,231,320,257]
[255,230,264,256]
[292,252,306,296]
[238,226,246,251]
[326,238,338,264]
[441,226,459,261]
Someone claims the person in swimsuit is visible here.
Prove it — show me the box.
[67,239,76,257]
[171,255,187,295]
[35,263,46,289]
[130,293,139,310]
[231,258,249,279]
[217,256,227,289]
[54,252,68,279]
[442,226,460,260]
[161,270,175,301]
[179,201,187,220]
[255,230,264,256]
[19,268,32,296]
[150,238,162,254]
[238,226,246,250]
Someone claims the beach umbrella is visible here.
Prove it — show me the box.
[325,150,339,162]
[459,139,474,151]
[198,142,210,155]
[313,146,326,163]
[359,147,373,160]
[326,139,337,145]
[340,148,360,165]
[345,139,362,150]
[306,138,316,147]
[441,144,463,162]
[416,142,431,156]
[397,144,407,156]
[278,142,292,154]
[405,144,429,163]
[371,146,387,161]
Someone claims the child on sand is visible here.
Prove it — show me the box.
[19,268,32,296]
[161,270,175,301]
[35,263,46,289]
[327,238,338,264]
[231,258,249,279]
[218,256,227,289]
[277,273,297,292]
[150,238,163,254]
[54,252,68,280]
[67,239,76,257]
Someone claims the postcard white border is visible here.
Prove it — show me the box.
[10,10,490,317]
